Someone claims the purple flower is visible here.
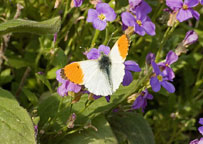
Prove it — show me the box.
[72,0,84,7]
[121,11,155,36]
[122,60,141,86]
[132,89,153,112]
[56,69,82,96]
[146,52,155,65]
[158,51,178,81]
[150,61,175,93]
[183,30,198,47]
[87,3,116,31]
[85,45,110,60]
[166,0,200,22]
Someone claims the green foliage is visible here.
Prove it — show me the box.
[0,88,36,144]
[0,0,202,144]
[108,112,155,144]
[0,16,61,36]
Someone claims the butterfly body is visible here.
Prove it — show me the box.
[61,35,129,96]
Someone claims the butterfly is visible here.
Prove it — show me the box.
[61,34,129,96]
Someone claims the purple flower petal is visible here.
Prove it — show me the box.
[199,138,203,144]
[129,0,142,8]
[135,23,145,36]
[87,9,98,22]
[190,139,200,144]
[201,0,203,5]
[57,82,68,96]
[93,18,107,31]
[147,94,153,100]
[124,60,141,72]
[86,48,100,59]
[132,95,144,109]
[199,126,203,135]
[199,118,203,125]
[73,0,84,7]
[184,0,199,7]
[166,50,178,65]
[161,81,175,93]
[146,53,155,65]
[93,95,102,99]
[121,12,136,27]
[142,20,156,36]
[166,0,183,9]
[150,77,161,92]
[151,61,161,75]
[191,9,200,20]
[67,81,82,93]
[132,1,152,15]
[105,96,110,102]
[56,69,66,83]
[163,67,175,80]
[122,70,133,86]
[98,45,110,55]
[177,9,193,22]
[96,3,116,21]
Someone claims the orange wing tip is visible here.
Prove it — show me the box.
[118,34,129,59]
[63,62,84,85]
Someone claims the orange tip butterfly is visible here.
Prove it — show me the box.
[61,34,129,96]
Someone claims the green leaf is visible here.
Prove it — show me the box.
[108,112,155,144]
[0,68,13,85]
[38,94,60,128]
[0,88,36,144]
[22,88,39,106]
[59,115,118,144]
[0,16,61,36]
[47,66,60,79]
[35,73,53,93]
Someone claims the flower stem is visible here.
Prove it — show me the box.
[103,27,109,45]
[90,30,100,48]
[156,22,179,62]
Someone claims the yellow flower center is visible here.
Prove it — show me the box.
[165,63,169,67]
[98,14,106,21]
[136,20,142,26]
[157,75,163,81]
[182,4,188,10]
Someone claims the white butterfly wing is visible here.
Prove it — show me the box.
[79,60,113,96]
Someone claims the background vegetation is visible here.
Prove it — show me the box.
[0,0,202,144]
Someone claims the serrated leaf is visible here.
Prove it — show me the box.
[0,88,36,144]
[59,115,118,144]
[0,16,61,36]
[108,112,155,144]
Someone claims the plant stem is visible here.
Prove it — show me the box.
[156,22,179,62]
[103,27,109,45]
[90,30,100,48]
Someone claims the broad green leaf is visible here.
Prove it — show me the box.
[0,16,61,36]
[35,73,53,93]
[59,115,118,144]
[0,88,36,144]
[108,112,155,144]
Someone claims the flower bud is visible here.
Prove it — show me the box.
[183,30,198,47]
